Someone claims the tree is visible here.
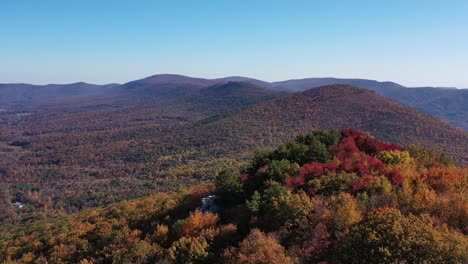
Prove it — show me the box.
[308,172,359,195]
[290,222,331,263]
[152,224,169,244]
[274,141,309,165]
[421,166,463,192]
[261,159,300,184]
[216,170,244,206]
[255,181,292,229]
[173,209,219,238]
[168,236,210,264]
[378,150,412,165]
[329,192,362,231]
[125,240,162,264]
[245,150,274,175]
[296,130,341,148]
[404,145,453,167]
[307,139,332,163]
[224,229,292,264]
[339,208,468,263]
[367,176,393,196]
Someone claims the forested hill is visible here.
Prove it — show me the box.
[1,129,466,263]
[179,85,468,164]
[1,74,466,129]
[270,77,468,130]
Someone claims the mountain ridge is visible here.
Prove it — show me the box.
[1,74,467,129]
[180,84,467,164]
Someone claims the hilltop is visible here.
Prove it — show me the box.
[2,129,466,263]
[270,77,468,130]
[181,85,467,164]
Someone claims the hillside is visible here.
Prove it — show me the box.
[270,77,468,129]
[0,81,283,222]
[2,130,466,263]
[185,81,282,114]
[180,85,468,164]
[120,74,215,101]
[374,86,468,130]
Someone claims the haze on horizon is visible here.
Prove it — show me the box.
[1,0,468,88]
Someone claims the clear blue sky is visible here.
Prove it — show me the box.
[1,0,468,87]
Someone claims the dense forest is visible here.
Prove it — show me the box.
[1,129,466,263]
[1,83,466,226]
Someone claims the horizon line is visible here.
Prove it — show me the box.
[0,74,465,89]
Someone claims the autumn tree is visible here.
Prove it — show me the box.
[168,236,210,264]
[224,229,292,264]
[329,192,362,231]
[378,150,412,165]
[308,172,360,195]
[216,169,244,206]
[339,208,468,263]
[173,209,219,238]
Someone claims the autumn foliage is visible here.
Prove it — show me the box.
[216,129,467,263]
[1,129,466,263]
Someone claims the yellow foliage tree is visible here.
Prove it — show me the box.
[378,150,412,165]
[224,229,293,264]
[174,209,219,238]
[329,192,362,231]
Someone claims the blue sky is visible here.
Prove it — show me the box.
[1,0,468,87]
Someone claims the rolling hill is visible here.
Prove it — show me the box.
[269,77,468,130]
[184,81,283,114]
[1,74,466,130]
[271,77,404,92]
[117,74,273,104]
[180,85,468,164]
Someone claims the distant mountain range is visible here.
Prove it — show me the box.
[1,74,466,129]
[269,77,468,131]
[0,82,119,106]
[1,74,467,165]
